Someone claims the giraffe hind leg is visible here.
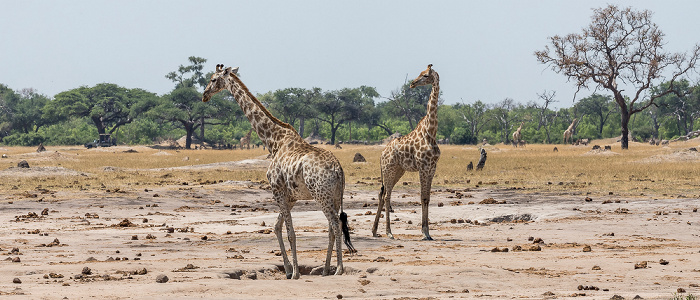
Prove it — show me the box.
[274,213,292,276]
[419,169,435,241]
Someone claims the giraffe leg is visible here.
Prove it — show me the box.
[383,186,395,239]
[323,222,335,276]
[371,187,385,237]
[419,168,435,241]
[273,213,292,276]
[283,210,300,279]
[322,208,344,276]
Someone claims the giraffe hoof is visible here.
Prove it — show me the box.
[387,233,395,239]
[422,236,434,241]
[286,273,292,279]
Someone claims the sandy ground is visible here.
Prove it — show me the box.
[1,158,700,299]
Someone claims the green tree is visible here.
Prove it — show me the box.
[48,84,155,137]
[653,80,699,136]
[574,94,616,138]
[536,5,700,149]
[315,86,378,144]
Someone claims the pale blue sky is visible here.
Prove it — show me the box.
[1,1,698,108]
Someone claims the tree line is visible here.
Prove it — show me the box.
[1,56,697,149]
[2,6,699,149]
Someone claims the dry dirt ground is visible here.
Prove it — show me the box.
[1,145,699,299]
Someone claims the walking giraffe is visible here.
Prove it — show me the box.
[372,64,441,240]
[512,121,524,147]
[203,64,355,279]
[563,118,577,144]
[240,128,253,149]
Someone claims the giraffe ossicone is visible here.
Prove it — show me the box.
[203,64,355,279]
[372,64,441,241]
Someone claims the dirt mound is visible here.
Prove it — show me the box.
[15,151,77,162]
[583,149,619,156]
[0,166,87,177]
[638,148,700,163]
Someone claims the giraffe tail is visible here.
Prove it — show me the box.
[340,211,356,253]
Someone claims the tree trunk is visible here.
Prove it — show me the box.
[200,116,205,141]
[620,109,630,150]
[330,125,338,145]
[183,122,194,150]
[348,121,352,141]
[299,117,305,138]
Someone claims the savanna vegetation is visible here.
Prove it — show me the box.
[1,5,698,149]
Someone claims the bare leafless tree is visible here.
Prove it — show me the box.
[535,5,699,149]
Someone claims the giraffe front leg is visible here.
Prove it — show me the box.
[371,187,386,237]
[419,170,435,241]
[273,213,292,276]
[384,188,394,240]
[283,210,300,279]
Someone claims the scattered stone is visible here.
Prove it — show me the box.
[352,153,366,162]
[12,257,21,263]
[532,238,544,244]
[678,288,686,293]
[131,235,138,240]
[13,278,21,284]
[659,259,669,265]
[592,265,601,270]
[584,197,592,202]
[512,245,522,251]
[117,219,135,227]
[634,261,647,269]
[529,245,541,251]
[17,160,30,168]
[610,295,625,300]
[358,279,371,286]
[583,245,592,252]
[41,208,49,216]
[156,274,169,283]
[543,291,555,296]
[82,267,92,275]
[479,198,505,204]
[145,234,156,239]
[137,268,147,275]
[337,294,343,299]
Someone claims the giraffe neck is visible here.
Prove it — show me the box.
[227,75,298,154]
[424,77,440,138]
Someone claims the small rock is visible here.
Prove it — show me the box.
[353,153,366,162]
[17,160,30,168]
[12,257,21,263]
[156,274,169,283]
[336,294,343,299]
[583,245,592,252]
[132,235,138,240]
[585,197,592,202]
[634,261,647,269]
[677,288,686,293]
[137,268,147,275]
[41,208,49,215]
[610,295,625,300]
[13,278,21,284]
[533,238,544,244]
[82,267,92,275]
[592,265,601,270]
[659,259,669,265]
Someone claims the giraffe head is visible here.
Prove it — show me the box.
[203,64,239,102]
[410,64,438,88]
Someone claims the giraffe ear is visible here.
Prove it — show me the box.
[231,67,239,75]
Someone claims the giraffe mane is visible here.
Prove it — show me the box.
[229,73,298,134]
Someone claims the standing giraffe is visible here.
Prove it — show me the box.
[512,121,524,147]
[563,118,577,144]
[240,128,253,149]
[203,64,355,279]
[372,64,441,240]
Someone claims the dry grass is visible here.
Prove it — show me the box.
[1,139,699,198]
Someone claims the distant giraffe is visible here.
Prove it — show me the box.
[240,128,253,150]
[563,118,577,144]
[512,122,523,147]
[203,64,355,279]
[372,64,441,241]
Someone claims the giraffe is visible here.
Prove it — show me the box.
[240,128,253,149]
[563,118,577,144]
[512,122,523,147]
[203,64,355,279]
[372,64,441,241]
